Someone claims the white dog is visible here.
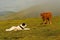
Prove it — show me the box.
[6,23,30,31]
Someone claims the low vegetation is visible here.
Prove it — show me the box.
[0,17,60,40]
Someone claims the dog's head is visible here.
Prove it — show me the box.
[22,23,25,26]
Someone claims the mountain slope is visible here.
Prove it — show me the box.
[0,4,60,20]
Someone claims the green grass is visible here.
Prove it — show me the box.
[0,17,60,40]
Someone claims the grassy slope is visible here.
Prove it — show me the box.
[0,5,60,20]
[0,6,41,20]
[0,17,60,40]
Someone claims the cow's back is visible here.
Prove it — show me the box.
[40,12,52,19]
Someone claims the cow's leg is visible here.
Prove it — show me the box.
[48,18,52,24]
[43,18,50,24]
[45,18,49,24]
[43,18,47,24]
[41,17,47,24]
[49,20,52,24]
[45,19,48,24]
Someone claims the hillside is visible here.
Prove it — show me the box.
[0,4,60,20]
[0,5,41,20]
[0,11,16,20]
[0,11,15,16]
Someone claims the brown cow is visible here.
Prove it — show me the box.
[40,12,52,24]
